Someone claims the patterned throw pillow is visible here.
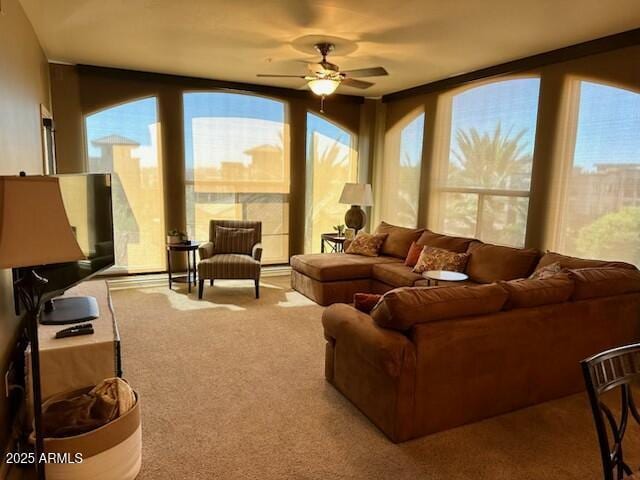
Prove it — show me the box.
[214,226,255,255]
[529,261,562,280]
[412,246,470,274]
[345,232,388,257]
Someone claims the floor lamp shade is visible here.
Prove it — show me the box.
[339,183,373,232]
[0,175,85,480]
[0,175,85,269]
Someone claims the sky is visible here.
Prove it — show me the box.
[400,112,425,167]
[450,77,541,161]
[85,80,639,176]
[183,92,350,168]
[86,97,158,162]
[573,81,640,171]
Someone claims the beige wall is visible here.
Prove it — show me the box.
[50,64,363,260]
[377,45,640,249]
[0,0,50,452]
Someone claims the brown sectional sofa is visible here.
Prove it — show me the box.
[291,223,544,305]
[290,224,640,442]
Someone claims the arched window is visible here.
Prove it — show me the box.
[85,97,165,273]
[378,108,425,227]
[431,78,541,247]
[554,81,640,266]
[183,92,290,264]
[305,113,358,253]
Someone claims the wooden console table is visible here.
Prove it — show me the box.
[27,280,121,405]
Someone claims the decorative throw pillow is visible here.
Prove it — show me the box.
[404,241,423,267]
[412,246,470,274]
[345,232,388,257]
[214,226,255,255]
[354,293,382,313]
[529,261,562,280]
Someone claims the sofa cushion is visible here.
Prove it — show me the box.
[375,222,424,258]
[568,268,640,300]
[417,230,475,253]
[372,263,424,288]
[466,242,540,283]
[404,241,423,267]
[198,254,260,279]
[536,251,637,271]
[413,246,469,274]
[290,253,401,282]
[529,261,562,280]
[345,232,388,257]
[500,274,574,310]
[214,226,255,255]
[371,283,509,331]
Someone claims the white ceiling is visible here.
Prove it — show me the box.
[19,0,640,97]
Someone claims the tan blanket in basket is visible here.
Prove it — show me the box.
[42,378,136,438]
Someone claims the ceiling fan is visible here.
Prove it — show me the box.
[257,42,388,111]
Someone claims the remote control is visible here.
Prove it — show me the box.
[55,325,94,339]
[55,323,92,335]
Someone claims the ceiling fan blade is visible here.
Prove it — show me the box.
[307,63,327,75]
[341,78,374,89]
[256,74,307,78]
[341,67,388,78]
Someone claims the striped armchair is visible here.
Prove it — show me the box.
[197,220,263,299]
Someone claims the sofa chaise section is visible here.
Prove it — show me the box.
[290,253,401,305]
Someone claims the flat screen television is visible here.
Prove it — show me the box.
[14,173,115,324]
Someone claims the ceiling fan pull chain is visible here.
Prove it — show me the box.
[320,95,325,113]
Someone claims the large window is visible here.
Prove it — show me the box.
[378,109,425,227]
[85,97,165,273]
[432,78,540,247]
[555,81,640,266]
[183,92,290,264]
[305,113,358,253]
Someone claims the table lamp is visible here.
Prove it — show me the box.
[0,174,85,480]
[339,183,373,233]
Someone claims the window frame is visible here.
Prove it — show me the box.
[550,77,640,261]
[430,75,542,246]
[377,106,426,228]
[181,90,292,264]
[304,111,359,253]
[83,95,165,274]
[83,95,160,173]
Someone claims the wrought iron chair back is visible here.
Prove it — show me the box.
[581,343,640,480]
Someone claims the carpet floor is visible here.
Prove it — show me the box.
[111,275,638,480]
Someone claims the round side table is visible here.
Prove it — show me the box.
[422,270,468,286]
[321,233,346,253]
[166,241,200,292]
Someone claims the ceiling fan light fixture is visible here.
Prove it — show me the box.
[308,78,340,96]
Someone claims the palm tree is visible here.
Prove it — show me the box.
[449,123,532,189]
[445,123,532,246]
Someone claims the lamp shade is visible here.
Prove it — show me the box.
[339,183,373,206]
[0,175,84,269]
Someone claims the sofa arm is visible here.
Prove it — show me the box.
[322,303,414,378]
[199,242,214,260]
[252,243,263,262]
